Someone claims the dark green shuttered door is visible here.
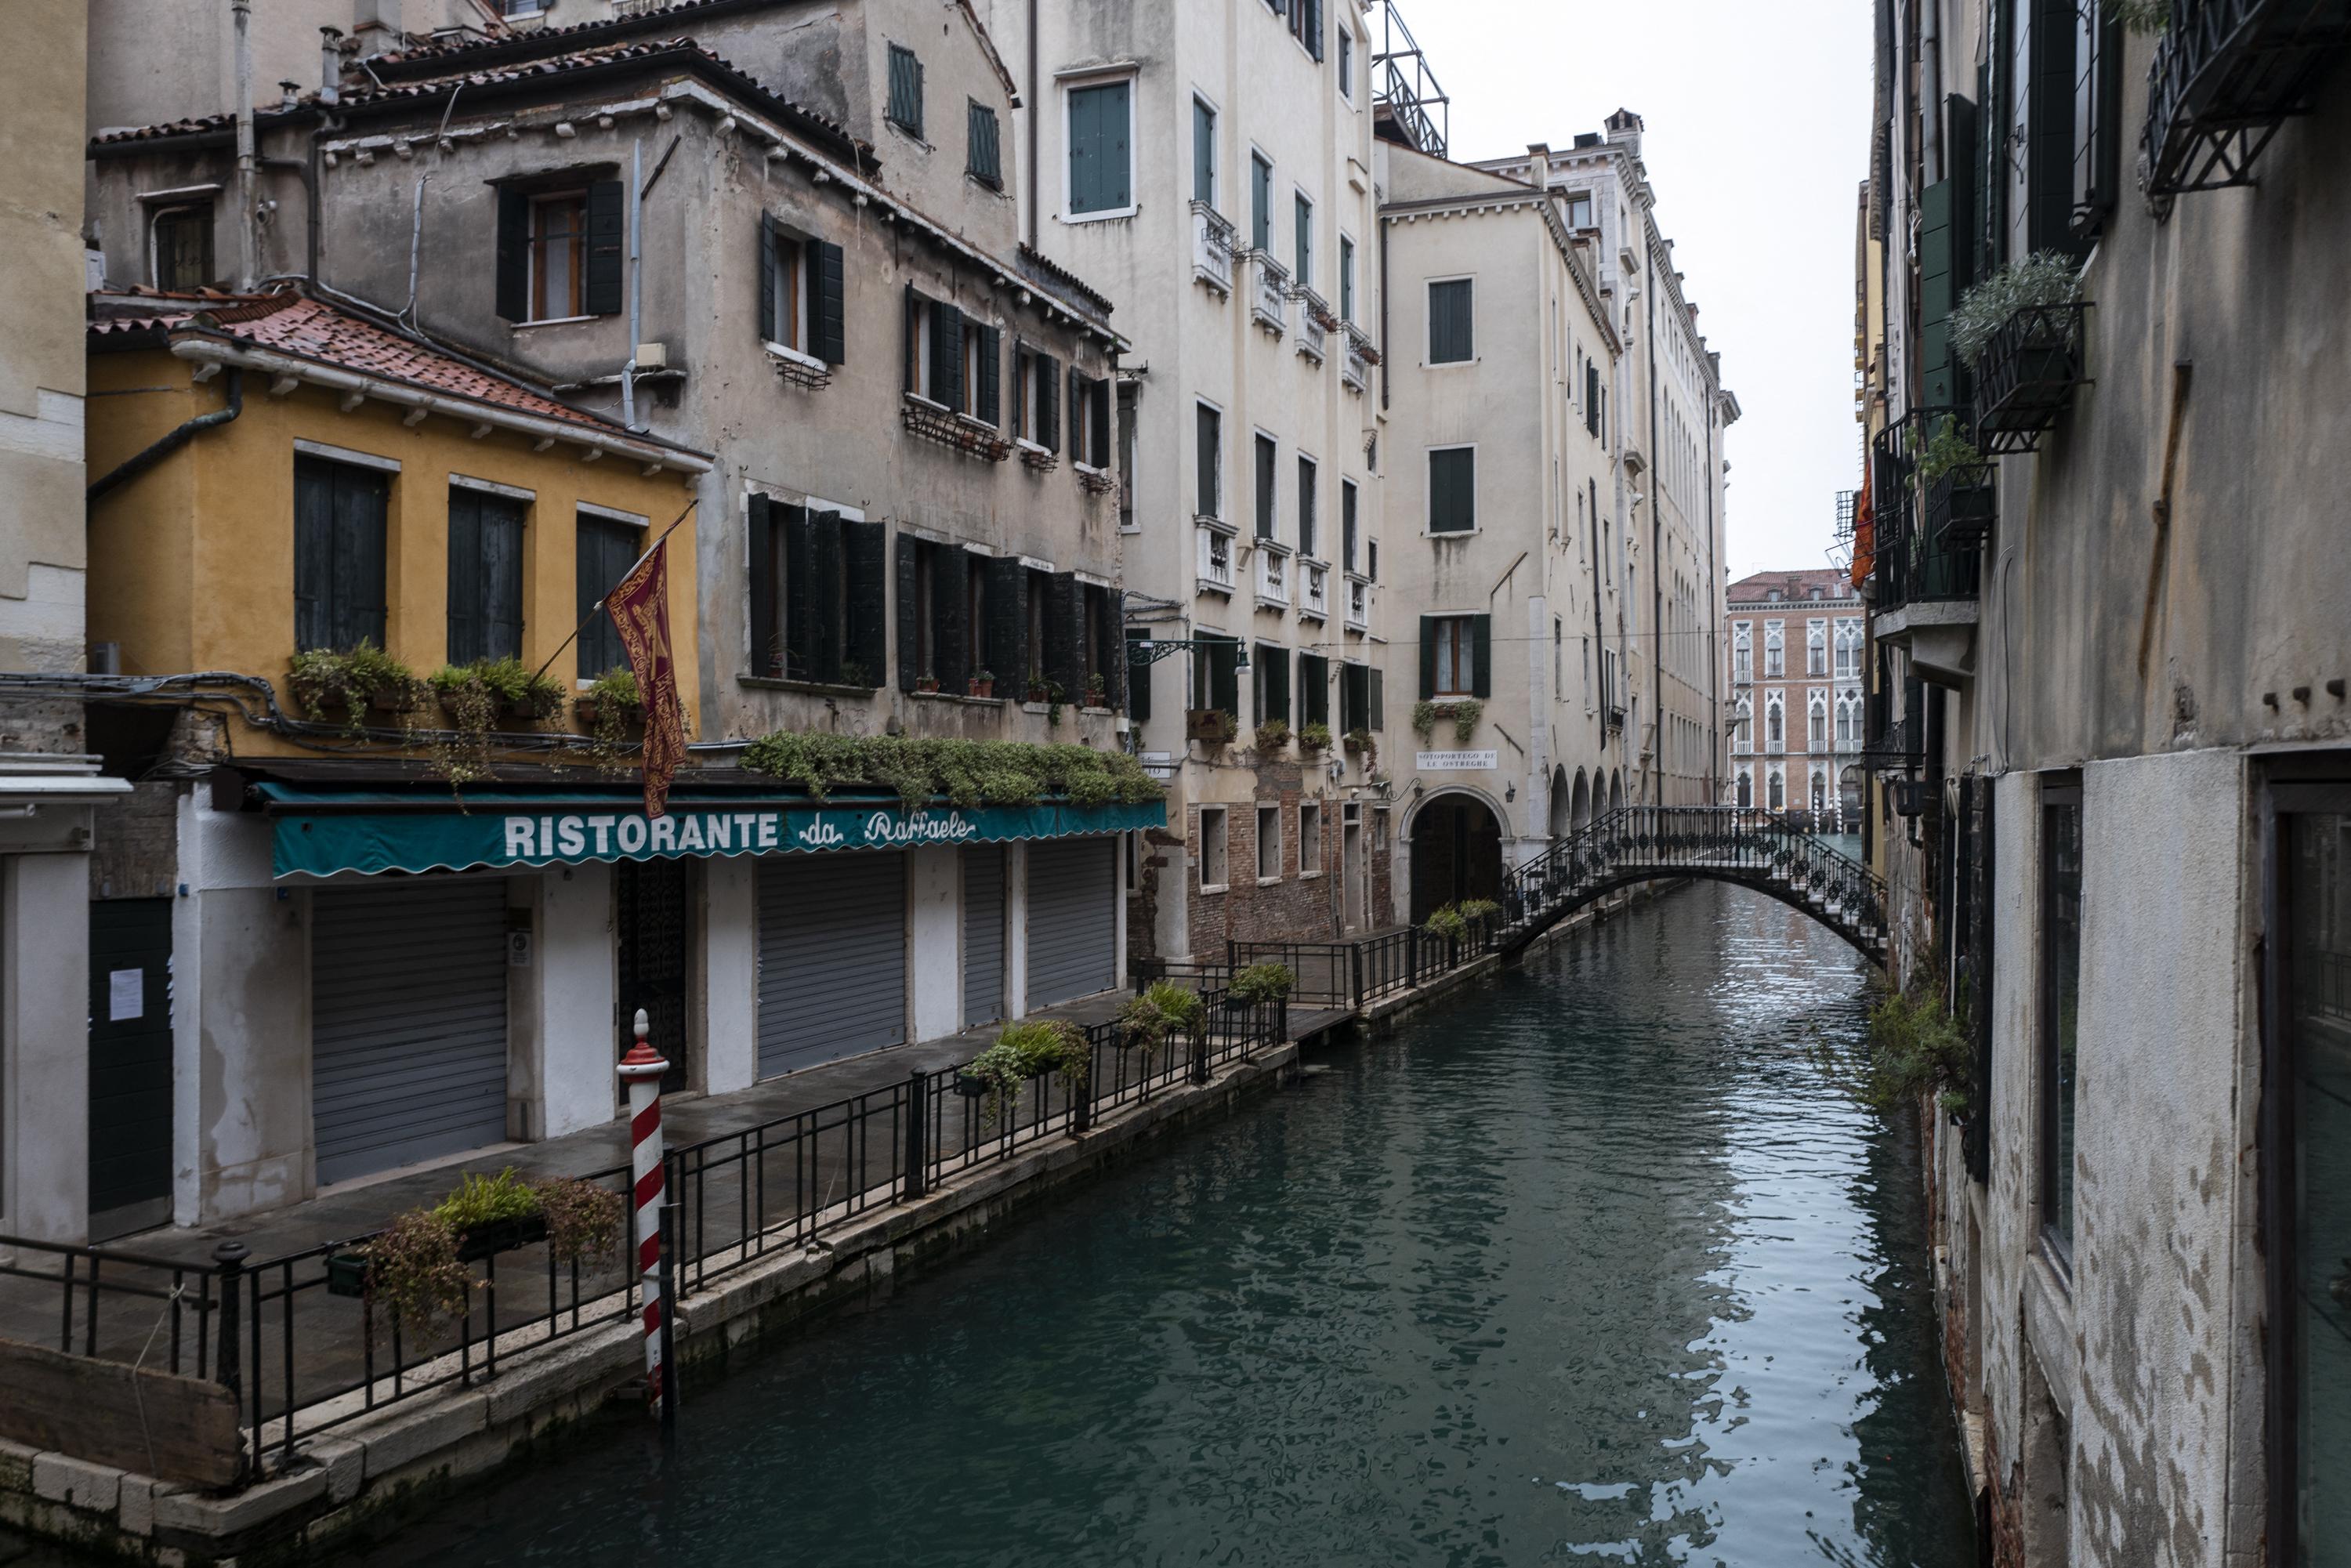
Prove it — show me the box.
[88,899,172,1241]
[446,486,526,667]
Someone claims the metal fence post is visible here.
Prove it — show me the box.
[1191,1013,1212,1084]
[903,1069,929,1200]
[657,1202,679,1434]
[1072,1036,1095,1135]
[212,1241,248,1480]
[1351,943,1363,1012]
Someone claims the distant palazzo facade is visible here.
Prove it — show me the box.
[1725,568,1863,824]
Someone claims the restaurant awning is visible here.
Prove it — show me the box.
[256,784,1165,879]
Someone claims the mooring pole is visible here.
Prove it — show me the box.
[617,1009,671,1421]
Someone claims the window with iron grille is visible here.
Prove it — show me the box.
[887,45,925,139]
[150,204,215,292]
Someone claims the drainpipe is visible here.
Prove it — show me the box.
[87,369,244,504]
[232,0,256,288]
[1024,0,1040,249]
[623,138,642,431]
[1920,0,1943,184]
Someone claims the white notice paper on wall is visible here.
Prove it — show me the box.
[109,968,143,1022]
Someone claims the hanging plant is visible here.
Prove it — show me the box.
[961,1019,1090,1128]
[1117,980,1207,1050]
[1444,699,1482,746]
[288,641,423,736]
[1254,717,1291,752]
[534,1175,625,1266]
[1411,700,1439,742]
[1298,721,1333,751]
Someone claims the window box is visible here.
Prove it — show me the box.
[1017,438,1059,473]
[915,675,941,693]
[455,1212,548,1263]
[903,394,1012,460]
[1925,463,1998,548]
[572,693,643,730]
[1074,462,1117,497]
[1970,302,2090,453]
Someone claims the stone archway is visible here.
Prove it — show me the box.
[1607,770,1625,814]
[1570,768,1591,831]
[1408,790,1505,923]
[1548,766,1572,837]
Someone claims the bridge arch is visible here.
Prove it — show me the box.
[1405,787,1507,923]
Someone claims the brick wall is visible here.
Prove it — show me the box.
[90,778,181,900]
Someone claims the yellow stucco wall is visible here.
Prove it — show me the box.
[86,345,700,759]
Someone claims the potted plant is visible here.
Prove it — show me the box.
[1254,717,1291,751]
[1343,726,1374,756]
[435,1168,549,1261]
[1025,668,1055,704]
[1298,721,1333,752]
[969,668,995,700]
[572,666,643,731]
[534,1173,625,1266]
[432,656,566,727]
[1422,904,1471,944]
[1085,672,1108,708]
[345,1210,477,1329]
[1116,981,1206,1051]
[915,672,942,694]
[1227,962,1294,1006]
[1917,417,1995,545]
[1954,250,2083,422]
[1444,699,1482,747]
[288,641,423,733]
[961,1018,1089,1127]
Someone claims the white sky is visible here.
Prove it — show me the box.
[1386,0,1872,581]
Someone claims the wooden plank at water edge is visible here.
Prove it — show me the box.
[0,1338,241,1487]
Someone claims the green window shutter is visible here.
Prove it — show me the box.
[1585,361,1600,433]
[903,284,918,393]
[1919,179,1954,395]
[1339,662,1363,732]
[746,494,777,678]
[1252,157,1272,251]
[1125,628,1152,722]
[1340,236,1355,321]
[578,511,638,679]
[1470,614,1492,699]
[1294,194,1311,282]
[1255,435,1277,540]
[494,188,529,322]
[932,300,964,413]
[2070,8,2119,240]
[2025,0,2078,255]
[1429,447,1475,533]
[1418,615,1437,699]
[781,503,813,679]
[478,493,524,661]
[895,530,922,692]
[986,554,1026,679]
[976,324,1002,425]
[1196,403,1219,516]
[844,518,887,683]
[584,179,625,316]
[444,487,483,666]
[1193,99,1215,206]
[1429,279,1473,363]
[888,45,924,137]
[1038,353,1060,451]
[296,459,389,653]
[968,100,1001,187]
[807,511,844,685]
[1368,665,1383,731]
[1091,378,1111,469]
[1342,480,1358,570]
[1270,647,1291,724]
[1068,81,1131,214]
[813,241,846,364]
[1297,458,1317,557]
[1302,654,1328,726]
[1045,573,1085,694]
[933,546,969,690]
[1212,637,1241,716]
[758,215,778,344]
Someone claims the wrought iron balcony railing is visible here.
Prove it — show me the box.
[2144,0,2351,196]
[1871,410,1985,614]
[1972,302,2090,453]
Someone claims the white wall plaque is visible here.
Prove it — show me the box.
[1415,750,1498,771]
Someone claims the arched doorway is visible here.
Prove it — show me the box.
[1570,769,1591,831]
[1409,791,1505,923]
[1607,770,1625,814]
[1547,766,1571,837]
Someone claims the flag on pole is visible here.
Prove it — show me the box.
[605,533,687,817]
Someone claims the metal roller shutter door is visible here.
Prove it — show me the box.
[963,846,1005,1027]
[312,878,509,1187]
[1026,838,1116,1009]
[758,852,907,1077]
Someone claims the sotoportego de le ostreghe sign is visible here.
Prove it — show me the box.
[268,798,1166,879]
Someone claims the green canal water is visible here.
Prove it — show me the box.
[326,877,1972,1568]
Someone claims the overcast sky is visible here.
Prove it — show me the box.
[1386,0,1871,581]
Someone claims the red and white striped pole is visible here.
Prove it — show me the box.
[616,1008,670,1418]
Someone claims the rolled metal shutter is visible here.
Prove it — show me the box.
[312,878,509,1187]
[758,852,906,1077]
[1025,838,1116,1009]
[963,846,1005,1027]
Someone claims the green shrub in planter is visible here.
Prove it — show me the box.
[1422,904,1471,943]
[964,1019,1090,1127]
[1228,962,1294,1005]
[1118,980,1207,1048]
[1298,721,1333,751]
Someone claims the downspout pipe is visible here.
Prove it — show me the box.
[233,0,257,289]
[88,369,244,504]
[1025,0,1040,250]
[1920,0,1942,184]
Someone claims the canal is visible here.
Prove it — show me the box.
[302,876,1976,1568]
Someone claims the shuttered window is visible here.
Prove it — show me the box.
[887,44,924,139]
[1254,643,1291,725]
[1341,478,1359,570]
[1255,433,1278,541]
[1429,278,1474,364]
[746,498,882,686]
[1584,361,1601,434]
[2023,0,2078,254]
[1067,79,1132,215]
[1193,97,1217,206]
[1299,652,1329,727]
[1196,402,1222,518]
[1044,571,1087,697]
[445,486,526,666]
[496,180,621,321]
[1339,234,1355,322]
[968,100,1002,188]
[1297,456,1319,557]
[1250,154,1273,252]
[1070,371,1111,468]
[899,537,975,693]
[1294,192,1313,284]
[1421,614,1491,699]
[292,454,389,654]
[576,510,642,678]
[2068,7,2119,241]
[1428,446,1476,534]
[1337,25,1352,96]
[1340,661,1369,732]
[1193,633,1241,718]
[759,220,846,364]
[151,205,214,292]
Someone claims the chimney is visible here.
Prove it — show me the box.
[319,27,342,106]
[1523,141,1551,182]
[279,80,300,110]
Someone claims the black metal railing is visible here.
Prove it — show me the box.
[1972,302,2090,452]
[1500,806,1887,961]
[2145,0,2351,196]
[1870,411,1984,613]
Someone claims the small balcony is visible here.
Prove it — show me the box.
[1255,544,1291,610]
[1341,325,1375,393]
[1196,520,1235,596]
[1924,463,1997,549]
[1346,575,1370,630]
[2145,0,2351,195]
[1868,415,1983,683]
[1191,201,1237,296]
[1299,559,1329,620]
[1971,302,2090,454]
[1251,253,1290,339]
[1295,288,1334,363]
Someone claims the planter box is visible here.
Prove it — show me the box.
[955,1073,992,1099]
[455,1213,548,1263]
[505,693,566,722]
[324,1251,371,1299]
[573,696,644,730]
[1926,465,1998,546]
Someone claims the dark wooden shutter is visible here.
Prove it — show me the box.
[1301,654,1328,726]
[1918,179,1958,404]
[324,462,389,653]
[1255,436,1276,539]
[1418,614,1437,699]
[1125,628,1151,721]
[758,215,778,344]
[969,100,1001,187]
[933,545,969,690]
[1089,376,1111,469]
[1038,353,1060,451]
[1368,666,1383,731]
[584,179,625,317]
[1195,402,1218,516]
[986,555,1026,681]
[1209,636,1240,715]
[781,505,815,680]
[294,457,333,650]
[1067,367,1082,460]
[2024,0,2078,255]
[1252,156,1272,251]
[1429,447,1475,533]
[747,494,779,677]
[1193,98,1215,205]
[895,531,922,692]
[904,284,919,393]
[1429,278,1473,363]
[1307,0,1324,60]
[1470,614,1492,699]
[445,488,523,665]
[845,518,887,684]
[806,512,843,684]
[1585,361,1600,433]
[976,324,1001,425]
[495,187,529,323]
[1266,649,1291,724]
[578,512,639,678]
[1045,572,1085,695]
[812,240,846,364]
[888,45,924,137]
[931,300,964,413]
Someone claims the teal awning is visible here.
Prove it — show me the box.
[257,784,1164,879]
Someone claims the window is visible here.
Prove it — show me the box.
[1013,342,1060,447]
[446,484,526,666]
[1341,480,1359,571]
[1339,234,1356,323]
[1428,278,1474,364]
[1428,446,1476,534]
[1067,78,1133,216]
[1116,381,1139,531]
[1197,402,1223,518]
[150,203,214,292]
[1253,642,1291,725]
[2039,774,2084,1266]
[1835,690,1861,749]
[1254,433,1278,541]
[967,100,1002,188]
[1807,693,1828,754]
[1338,26,1353,96]
[904,292,1000,422]
[1563,190,1593,230]
[1733,622,1752,681]
[1367,538,1379,582]
[745,497,887,686]
[1299,802,1323,873]
[1340,661,1381,733]
[1584,360,1602,435]
[1293,191,1313,284]
[759,219,845,364]
[496,179,621,322]
[1192,97,1216,206]
[886,44,924,138]
[1764,621,1785,678]
[1763,691,1784,753]
[1199,806,1230,889]
[1256,804,1283,881]
[1767,764,1785,811]
[293,455,389,654]
[576,509,643,678]
[1422,614,1487,699]
[1251,154,1273,252]
[1299,652,1330,727]
[1835,618,1862,679]
[1806,620,1828,677]
[1809,766,1828,813]
[1070,371,1113,469]
[1553,617,1563,690]
[1191,632,1241,718]
[1286,0,1324,59]
[1297,455,1318,557]
[1736,766,1753,809]
[1733,693,1753,754]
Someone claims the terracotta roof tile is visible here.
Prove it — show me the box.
[1726,567,1860,605]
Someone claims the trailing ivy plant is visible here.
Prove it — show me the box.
[1344,726,1375,755]
[1411,701,1440,742]
[1951,251,2082,366]
[427,657,565,787]
[1444,699,1483,746]
[534,1175,625,1266]
[288,641,420,736]
[1254,718,1292,751]
[742,733,1162,809]
[1299,721,1333,751]
[582,666,643,774]
[360,1210,476,1333]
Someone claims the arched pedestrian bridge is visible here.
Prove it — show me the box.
[1498,807,1889,965]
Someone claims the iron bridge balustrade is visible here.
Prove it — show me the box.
[1970,302,2092,454]
[2144,0,2351,196]
[1498,806,1888,964]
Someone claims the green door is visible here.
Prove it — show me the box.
[89,898,173,1241]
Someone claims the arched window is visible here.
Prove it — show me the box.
[1732,622,1752,681]
[1835,690,1861,748]
[1735,767,1753,809]
[1763,621,1785,678]
[1764,693,1784,753]
[1806,621,1828,677]
[1733,693,1753,754]
[1807,693,1828,753]
[1766,766,1785,810]
[1809,766,1827,812]
[1834,619,1862,679]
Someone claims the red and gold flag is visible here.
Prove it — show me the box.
[1848,463,1875,590]
[605,534,688,817]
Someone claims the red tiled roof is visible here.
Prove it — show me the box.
[1726,568,1859,604]
[89,290,624,434]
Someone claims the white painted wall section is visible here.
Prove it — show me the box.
[908,845,961,1041]
[701,856,756,1096]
